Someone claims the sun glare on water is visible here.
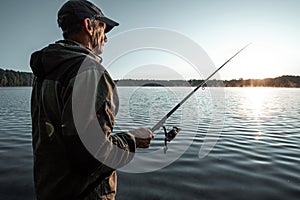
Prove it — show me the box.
[246,88,267,118]
[243,87,270,141]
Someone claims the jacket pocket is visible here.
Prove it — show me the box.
[100,171,117,196]
[103,99,115,130]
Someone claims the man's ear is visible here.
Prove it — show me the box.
[83,18,93,36]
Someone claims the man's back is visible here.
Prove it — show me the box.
[30,40,116,199]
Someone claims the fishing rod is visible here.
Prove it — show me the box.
[151,44,251,150]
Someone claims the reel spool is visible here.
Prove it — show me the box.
[162,126,181,153]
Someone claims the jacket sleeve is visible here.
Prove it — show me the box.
[61,65,136,174]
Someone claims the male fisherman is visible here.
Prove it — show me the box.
[30,0,153,199]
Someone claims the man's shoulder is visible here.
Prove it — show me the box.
[31,39,105,83]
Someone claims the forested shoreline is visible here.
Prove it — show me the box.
[116,75,300,88]
[0,68,299,87]
[0,68,33,86]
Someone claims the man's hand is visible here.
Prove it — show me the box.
[129,128,154,148]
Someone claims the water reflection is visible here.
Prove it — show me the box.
[239,88,273,141]
[254,131,263,141]
[246,88,266,118]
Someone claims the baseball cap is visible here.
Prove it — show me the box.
[57,0,119,33]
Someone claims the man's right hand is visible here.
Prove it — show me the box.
[129,128,154,148]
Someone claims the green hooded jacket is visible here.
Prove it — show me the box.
[30,40,136,200]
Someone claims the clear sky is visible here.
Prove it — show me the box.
[0,0,299,80]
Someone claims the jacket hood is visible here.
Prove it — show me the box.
[30,40,101,78]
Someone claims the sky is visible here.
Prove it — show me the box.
[0,0,299,80]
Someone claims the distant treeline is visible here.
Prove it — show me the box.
[115,79,190,87]
[116,75,300,88]
[0,68,299,88]
[0,68,33,86]
[222,76,300,87]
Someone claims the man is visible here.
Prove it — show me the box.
[30,0,153,199]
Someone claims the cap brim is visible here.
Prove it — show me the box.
[97,16,119,33]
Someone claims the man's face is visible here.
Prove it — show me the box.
[91,20,107,54]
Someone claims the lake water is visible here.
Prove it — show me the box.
[0,87,299,200]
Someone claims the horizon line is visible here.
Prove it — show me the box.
[0,68,299,81]
[114,75,300,81]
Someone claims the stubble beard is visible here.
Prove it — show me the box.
[92,30,104,55]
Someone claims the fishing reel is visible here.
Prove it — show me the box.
[162,126,181,153]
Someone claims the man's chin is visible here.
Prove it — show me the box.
[93,48,103,55]
[91,43,104,54]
